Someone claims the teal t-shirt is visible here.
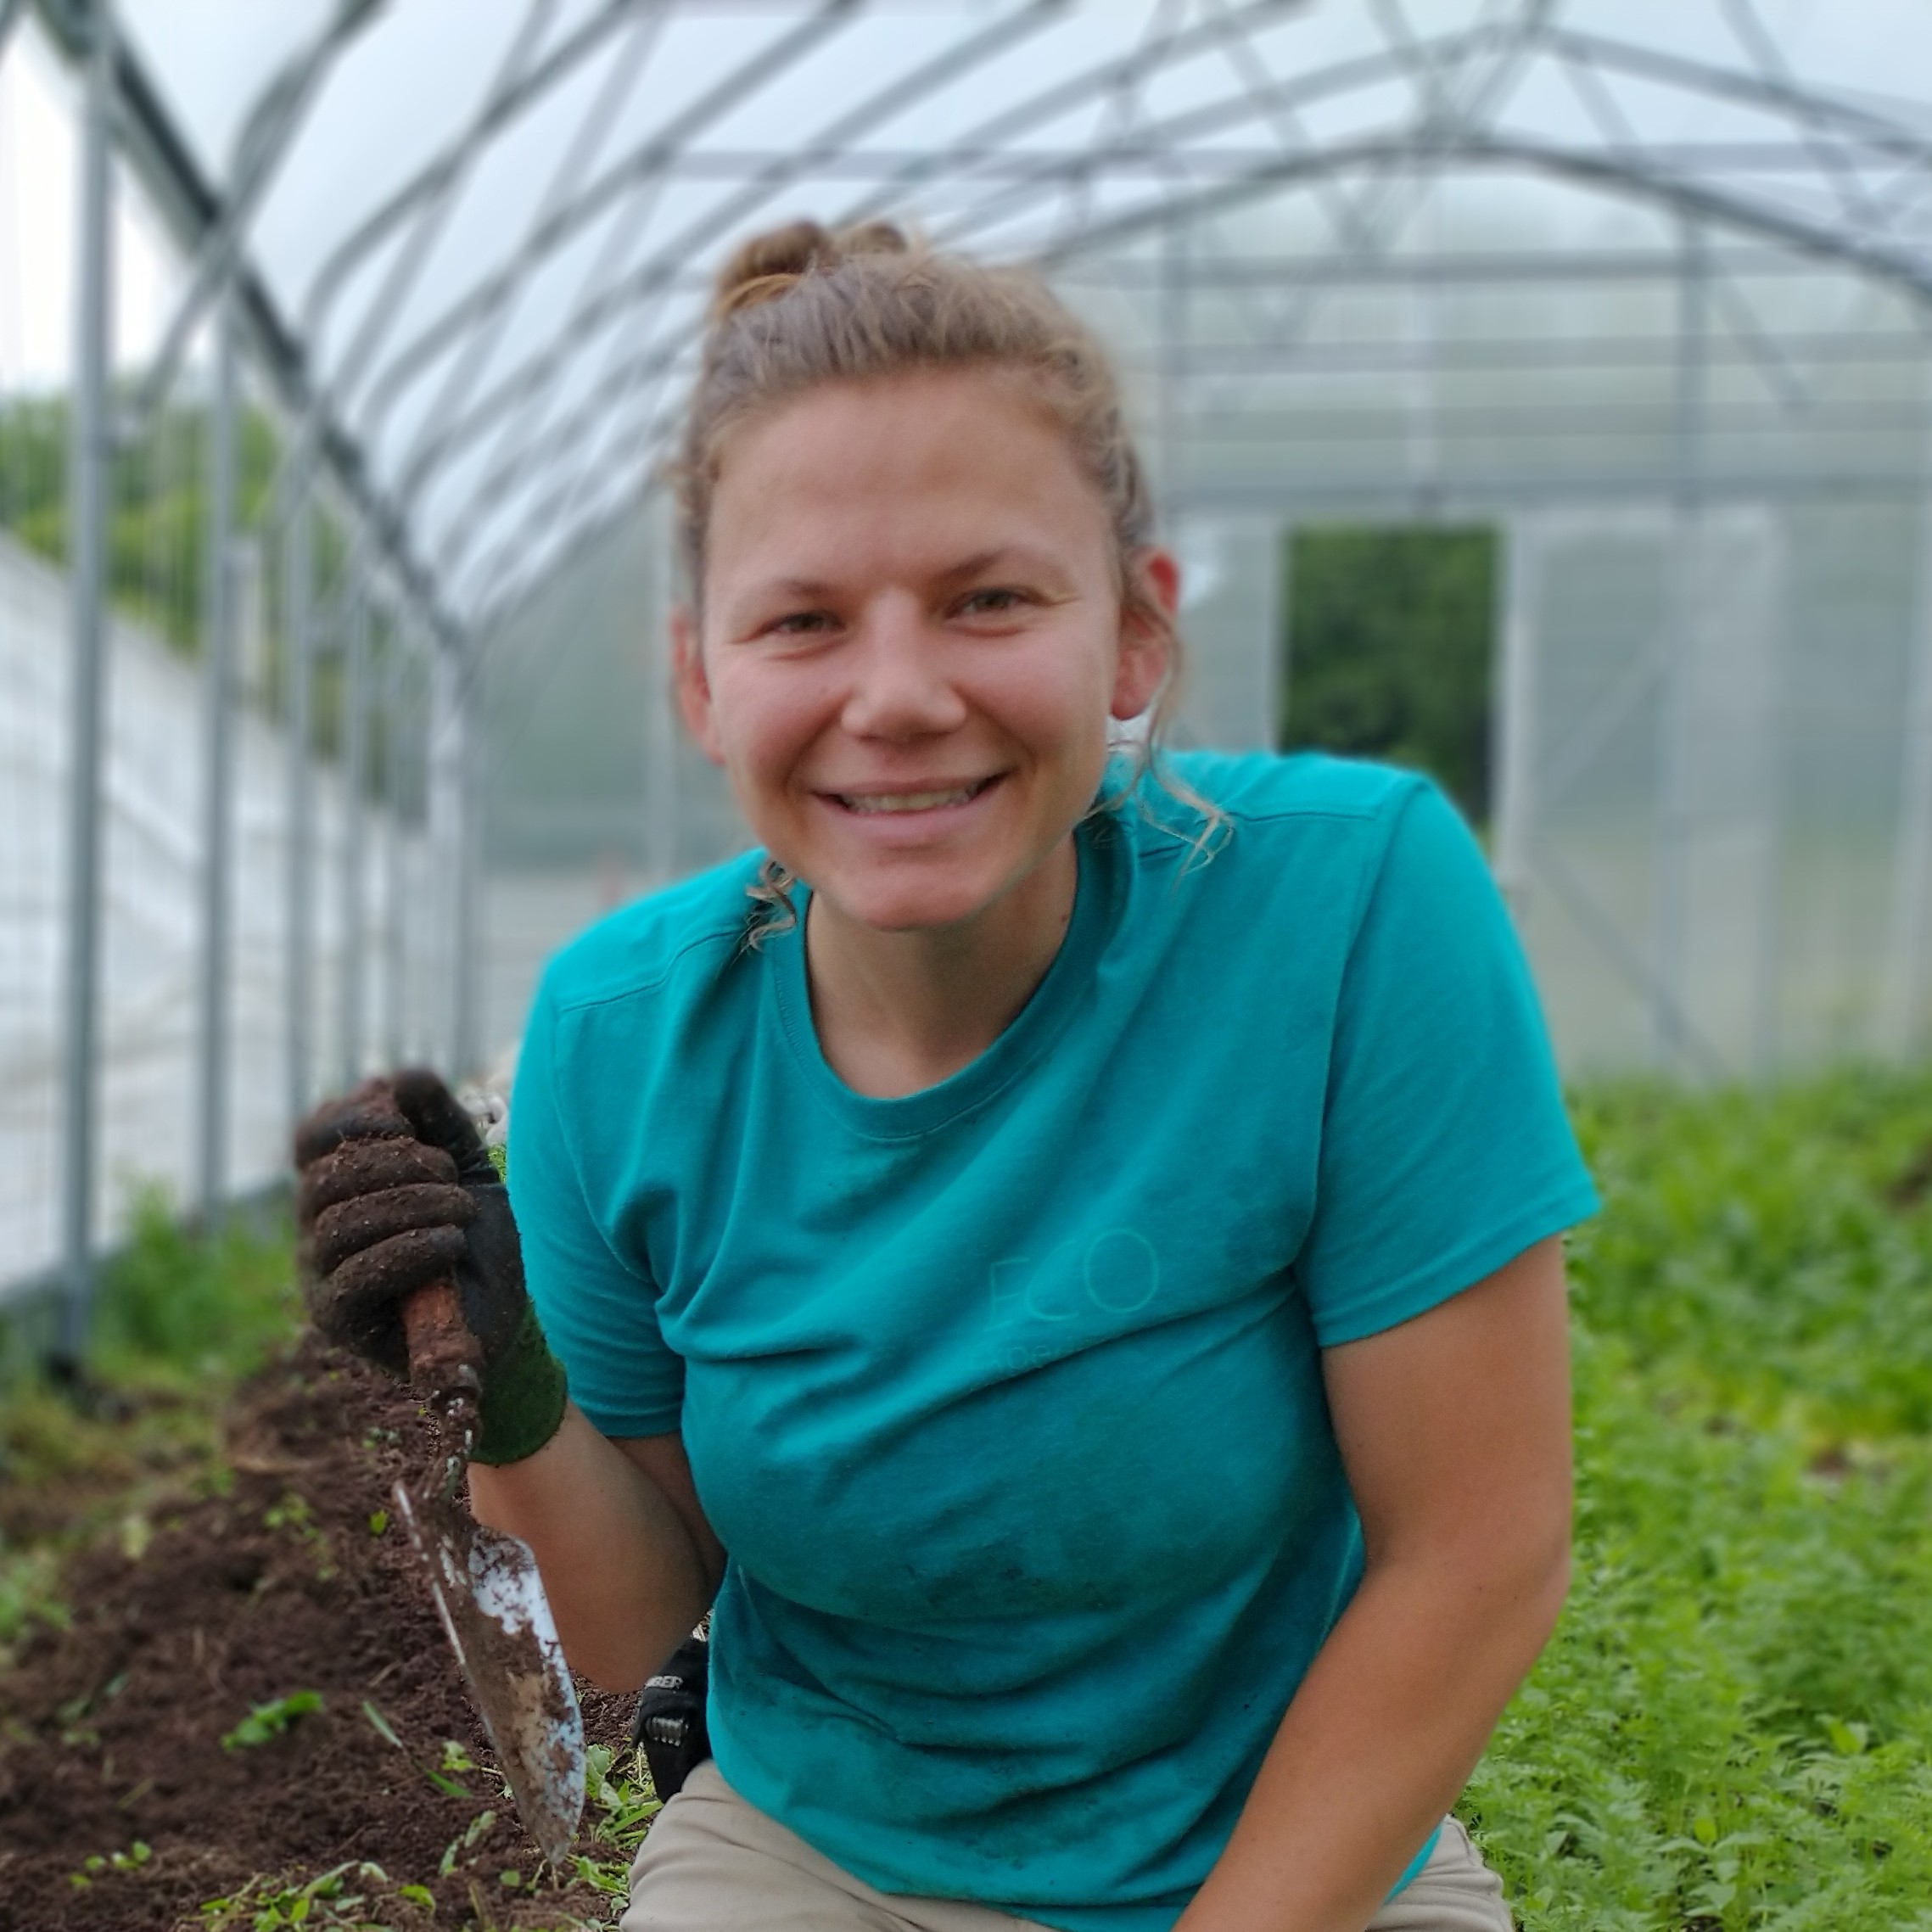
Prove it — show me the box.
[507,751,1597,1932]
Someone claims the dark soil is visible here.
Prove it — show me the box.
[0,1336,638,1931]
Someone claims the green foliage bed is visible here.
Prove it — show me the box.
[1468,1073,1932,1929]
[4,1073,1931,1926]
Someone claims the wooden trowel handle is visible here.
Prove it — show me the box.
[402,1279,484,1401]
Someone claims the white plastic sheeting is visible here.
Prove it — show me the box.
[1482,501,1928,1077]
[1170,517,1283,753]
[0,533,425,1296]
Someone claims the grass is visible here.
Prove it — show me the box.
[87,1186,303,1386]
[4,1076,1932,1925]
[0,1190,297,1667]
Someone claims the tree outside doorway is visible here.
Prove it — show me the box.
[1280,525,1498,830]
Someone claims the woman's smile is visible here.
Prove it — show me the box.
[823,775,1001,816]
[812,771,1009,848]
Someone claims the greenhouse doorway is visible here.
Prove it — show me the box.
[1280,525,1499,832]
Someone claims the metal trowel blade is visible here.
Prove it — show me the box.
[393,1477,585,1868]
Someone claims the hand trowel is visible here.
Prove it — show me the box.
[392,1279,585,1868]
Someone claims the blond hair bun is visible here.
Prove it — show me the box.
[710,219,912,321]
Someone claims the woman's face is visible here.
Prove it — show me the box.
[675,368,1173,936]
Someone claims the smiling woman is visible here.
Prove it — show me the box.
[291,221,1598,1932]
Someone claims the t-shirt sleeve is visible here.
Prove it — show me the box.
[507,974,686,1438]
[1295,778,1599,1347]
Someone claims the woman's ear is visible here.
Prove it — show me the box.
[1112,547,1178,722]
[670,605,725,766]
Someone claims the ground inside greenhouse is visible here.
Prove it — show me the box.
[0,1334,638,1932]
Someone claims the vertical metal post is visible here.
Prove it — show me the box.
[1274,524,1293,753]
[57,0,115,1357]
[1156,218,1186,538]
[1884,465,1932,1055]
[383,618,410,1066]
[283,490,315,1124]
[1492,517,1540,916]
[643,485,678,888]
[428,637,473,1075]
[1653,217,1707,1070]
[450,637,484,1080]
[234,535,267,704]
[1749,515,1787,1078]
[194,280,239,1224]
[406,627,429,1063]
[338,568,369,1088]
[1403,178,1442,510]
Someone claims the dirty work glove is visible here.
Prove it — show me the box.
[294,1067,568,1466]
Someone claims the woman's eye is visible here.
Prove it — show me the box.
[957,587,1029,618]
[768,610,837,636]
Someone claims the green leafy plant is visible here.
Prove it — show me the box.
[221,1691,324,1752]
[88,1187,299,1385]
[1464,1075,1932,1930]
[69,1840,152,1887]
[566,1743,664,1903]
[263,1490,336,1582]
[436,1806,497,1879]
[199,1859,400,1929]
[361,1701,496,1802]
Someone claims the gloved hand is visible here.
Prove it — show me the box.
[294,1067,568,1465]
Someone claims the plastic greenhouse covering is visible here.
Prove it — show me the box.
[8,0,1932,1322]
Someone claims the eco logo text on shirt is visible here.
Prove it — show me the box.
[988,1229,1162,1328]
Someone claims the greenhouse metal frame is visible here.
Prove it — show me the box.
[8,0,1932,1337]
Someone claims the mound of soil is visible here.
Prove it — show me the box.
[0,1336,639,1931]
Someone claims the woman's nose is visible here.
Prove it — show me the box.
[839,599,968,740]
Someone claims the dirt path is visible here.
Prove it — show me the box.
[0,1336,636,1930]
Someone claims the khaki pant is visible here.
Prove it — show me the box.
[622,1761,1512,1932]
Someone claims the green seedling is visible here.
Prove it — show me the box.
[438,1806,497,1877]
[221,1690,323,1751]
[58,1667,127,1740]
[562,1744,664,1901]
[198,1859,393,1929]
[69,1840,152,1888]
[361,1701,486,1800]
[262,1492,335,1580]
[424,1738,479,1798]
